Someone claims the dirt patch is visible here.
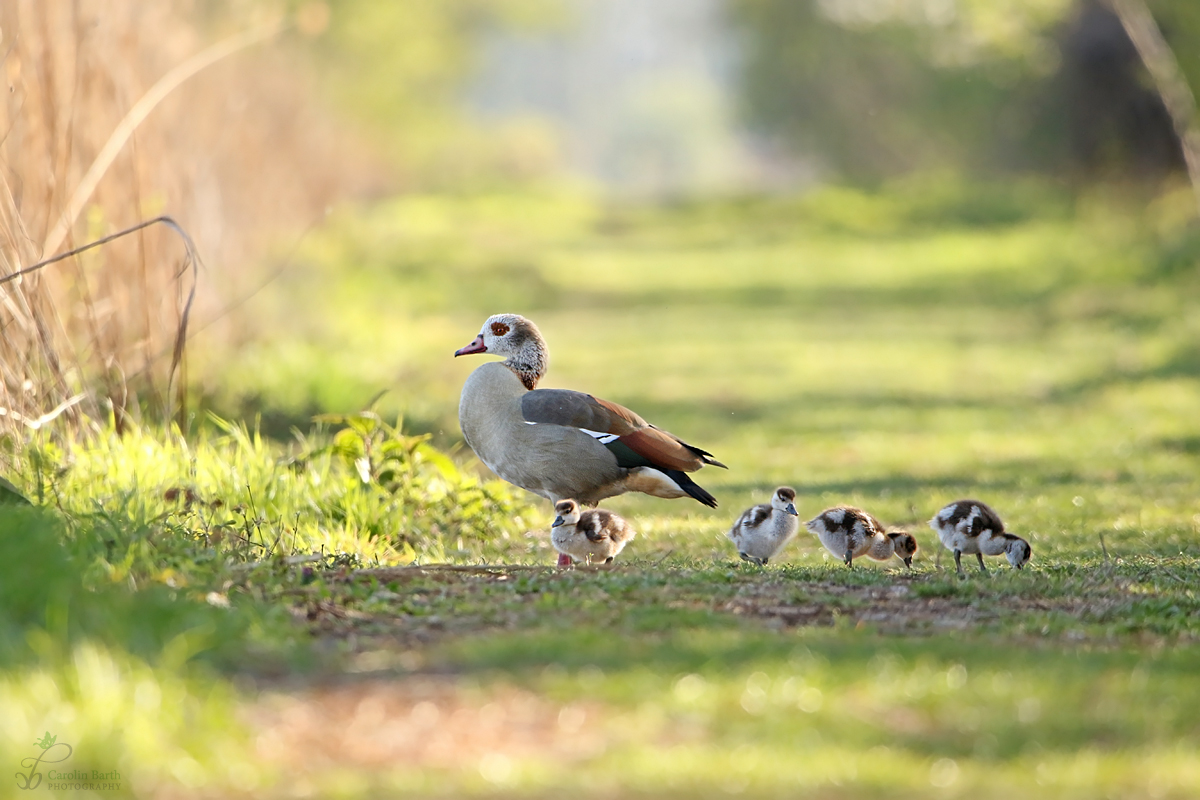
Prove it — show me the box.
[721,579,1092,632]
[289,564,1116,651]
[247,676,609,773]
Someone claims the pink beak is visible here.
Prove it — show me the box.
[556,553,573,567]
[454,335,487,356]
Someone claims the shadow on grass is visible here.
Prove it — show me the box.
[715,462,1132,500]
[1049,341,1200,402]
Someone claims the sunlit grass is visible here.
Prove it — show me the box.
[197,181,1200,798]
[248,626,1200,799]
[15,182,1200,797]
[0,642,265,797]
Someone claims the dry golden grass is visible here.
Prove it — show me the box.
[0,0,370,435]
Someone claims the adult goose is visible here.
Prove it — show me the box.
[455,314,726,507]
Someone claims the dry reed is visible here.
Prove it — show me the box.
[0,0,366,443]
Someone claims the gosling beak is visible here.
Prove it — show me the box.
[903,556,913,568]
[785,503,799,516]
[454,335,487,356]
[551,515,564,528]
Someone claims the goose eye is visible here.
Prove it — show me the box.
[491,322,511,336]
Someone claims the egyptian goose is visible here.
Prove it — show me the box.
[805,506,918,568]
[929,499,1031,576]
[727,486,800,565]
[550,499,635,566]
[455,314,726,507]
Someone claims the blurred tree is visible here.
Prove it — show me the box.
[731,0,1200,183]
[1110,0,1200,216]
[292,0,561,186]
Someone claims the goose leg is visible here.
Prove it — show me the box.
[844,548,853,567]
[557,553,573,568]
[976,553,988,574]
[954,550,965,578]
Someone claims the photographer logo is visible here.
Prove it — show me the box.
[16,732,120,792]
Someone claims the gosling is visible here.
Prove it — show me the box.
[929,499,1032,577]
[551,499,635,566]
[806,506,918,568]
[727,486,800,566]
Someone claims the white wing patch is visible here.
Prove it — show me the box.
[523,420,619,444]
[579,427,620,444]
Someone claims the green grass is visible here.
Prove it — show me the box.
[10,179,1200,797]
[200,180,1200,563]
[255,560,1200,798]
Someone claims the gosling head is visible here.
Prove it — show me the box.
[887,530,919,568]
[1004,535,1032,570]
[552,499,581,528]
[772,486,799,516]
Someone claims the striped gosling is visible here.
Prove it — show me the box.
[551,499,636,566]
[727,486,800,566]
[806,506,918,568]
[929,499,1031,577]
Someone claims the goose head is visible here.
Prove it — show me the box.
[772,486,799,516]
[455,313,548,389]
[887,530,919,568]
[1004,535,1032,570]
[552,499,581,528]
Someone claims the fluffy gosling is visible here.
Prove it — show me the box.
[806,506,919,568]
[727,486,800,566]
[928,499,1031,577]
[551,499,635,566]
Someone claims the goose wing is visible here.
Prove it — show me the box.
[521,389,726,472]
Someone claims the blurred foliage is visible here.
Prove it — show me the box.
[288,0,564,184]
[732,0,1200,180]
[200,175,1187,432]
[0,506,268,793]
[0,641,263,795]
[308,410,532,548]
[0,506,246,669]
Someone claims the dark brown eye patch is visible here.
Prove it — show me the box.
[491,322,510,336]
